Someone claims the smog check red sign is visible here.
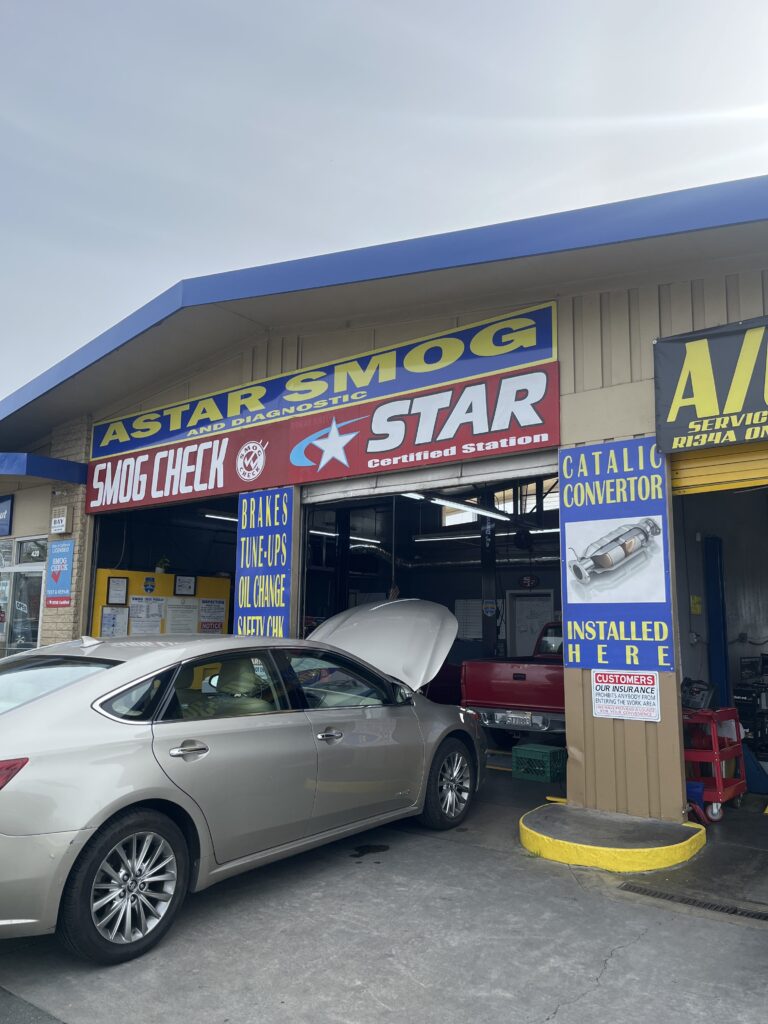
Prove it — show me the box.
[86,306,559,512]
[591,669,660,722]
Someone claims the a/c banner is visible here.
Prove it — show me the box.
[655,314,768,452]
[559,437,674,676]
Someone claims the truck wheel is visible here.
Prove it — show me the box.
[419,738,475,830]
[58,808,189,965]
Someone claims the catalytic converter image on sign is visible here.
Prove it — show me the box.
[564,515,666,605]
[568,518,661,583]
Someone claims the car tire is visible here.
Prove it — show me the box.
[57,808,189,965]
[418,737,475,830]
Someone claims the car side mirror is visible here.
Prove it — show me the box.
[393,683,414,706]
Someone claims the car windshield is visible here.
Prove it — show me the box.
[0,656,119,714]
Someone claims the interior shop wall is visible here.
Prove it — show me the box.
[673,488,768,684]
[341,556,561,657]
[97,512,237,579]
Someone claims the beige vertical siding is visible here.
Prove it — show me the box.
[92,266,768,432]
[83,263,768,822]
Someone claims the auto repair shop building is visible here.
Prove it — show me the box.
[2,175,768,826]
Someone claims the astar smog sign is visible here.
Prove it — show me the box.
[655,315,768,452]
[86,303,560,513]
[559,438,674,674]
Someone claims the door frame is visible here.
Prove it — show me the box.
[505,589,554,658]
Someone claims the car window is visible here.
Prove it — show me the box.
[160,652,289,721]
[0,656,119,714]
[536,625,563,655]
[98,668,176,722]
[280,650,393,709]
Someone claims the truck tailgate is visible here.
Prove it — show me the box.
[461,660,564,713]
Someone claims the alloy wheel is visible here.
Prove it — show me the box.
[438,751,471,818]
[90,831,178,944]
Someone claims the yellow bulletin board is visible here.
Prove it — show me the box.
[92,569,231,639]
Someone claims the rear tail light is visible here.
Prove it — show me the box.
[0,758,28,791]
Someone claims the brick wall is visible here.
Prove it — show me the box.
[39,415,93,646]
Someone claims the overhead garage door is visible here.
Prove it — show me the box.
[302,450,559,504]
[671,442,768,496]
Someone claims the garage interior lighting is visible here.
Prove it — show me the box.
[401,491,511,522]
[310,529,381,545]
[203,512,239,523]
[413,526,560,542]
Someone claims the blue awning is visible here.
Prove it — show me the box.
[0,453,87,485]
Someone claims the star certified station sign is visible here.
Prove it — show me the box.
[86,303,560,512]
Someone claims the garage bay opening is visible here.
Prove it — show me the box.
[301,475,565,763]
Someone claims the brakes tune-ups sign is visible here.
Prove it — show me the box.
[86,302,559,512]
[234,487,293,638]
[655,314,768,451]
[558,438,674,701]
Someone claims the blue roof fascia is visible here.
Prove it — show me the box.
[184,175,768,306]
[2,175,768,426]
[0,452,87,485]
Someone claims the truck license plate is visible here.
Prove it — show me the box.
[496,711,532,728]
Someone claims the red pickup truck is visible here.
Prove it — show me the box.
[460,622,565,742]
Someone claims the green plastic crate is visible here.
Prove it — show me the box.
[510,743,567,782]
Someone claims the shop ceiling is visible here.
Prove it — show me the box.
[2,177,768,451]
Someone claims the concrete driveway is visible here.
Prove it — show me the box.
[1,775,764,1024]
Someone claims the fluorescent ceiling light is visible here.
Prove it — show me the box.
[204,512,238,523]
[309,529,381,545]
[429,496,510,522]
[414,526,561,542]
[414,532,477,543]
[403,490,511,522]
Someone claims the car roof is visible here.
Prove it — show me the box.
[10,635,311,673]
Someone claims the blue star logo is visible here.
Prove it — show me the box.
[290,416,366,471]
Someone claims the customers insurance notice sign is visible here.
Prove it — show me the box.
[591,670,661,722]
[234,487,293,638]
[559,439,674,696]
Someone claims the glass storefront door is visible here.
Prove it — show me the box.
[0,538,46,658]
[6,572,43,655]
[0,570,10,653]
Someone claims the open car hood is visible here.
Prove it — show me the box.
[308,599,458,691]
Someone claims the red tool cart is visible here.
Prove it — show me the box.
[683,707,747,822]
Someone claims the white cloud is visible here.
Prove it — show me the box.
[1,0,768,399]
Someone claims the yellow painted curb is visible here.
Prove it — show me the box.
[519,806,706,873]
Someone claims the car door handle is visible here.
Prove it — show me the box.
[169,742,209,758]
[317,729,343,742]
[513,672,526,680]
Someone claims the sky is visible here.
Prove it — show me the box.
[2,0,768,402]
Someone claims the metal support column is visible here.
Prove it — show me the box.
[480,489,498,658]
[334,508,350,615]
